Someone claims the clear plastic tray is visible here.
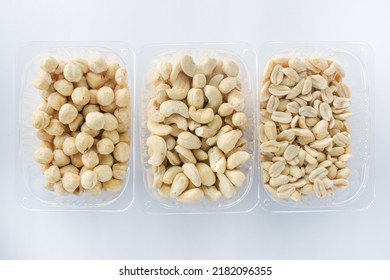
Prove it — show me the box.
[16,42,135,211]
[135,43,259,214]
[257,42,375,212]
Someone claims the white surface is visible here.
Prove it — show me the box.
[0,0,389,259]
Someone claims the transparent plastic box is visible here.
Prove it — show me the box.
[135,43,259,214]
[16,42,135,211]
[257,42,375,213]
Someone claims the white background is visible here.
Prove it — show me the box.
[0,0,389,259]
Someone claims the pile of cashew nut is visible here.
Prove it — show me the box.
[32,56,130,195]
[146,55,251,203]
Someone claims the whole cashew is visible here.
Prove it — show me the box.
[193,149,208,161]
[204,85,222,112]
[202,186,222,201]
[175,145,196,164]
[226,150,250,169]
[217,129,243,154]
[160,100,189,118]
[217,173,236,199]
[166,150,181,165]
[219,77,237,94]
[180,55,198,77]
[225,169,246,188]
[227,89,245,111]
[182,163,201,187]
[152,165,165,188]
[218,103,234,117]
[166,73,190,100]
[198,57,217,76]
[206,124,233,146]
[165,114,188,130]
[147,98,165,122]
[195,115,222,138]
[188,106,214,124]
[147,120,172,136]
[187,88,204,109]
[169,61,181,81]
[208,147,226,174]
[196,162,216,186]
[164,135,176,150]
[147,135,167,166]
[170,173,189,198]
[188,120,201,131]
[163,166,182,184]
[208,74,224,88]
[158,62,172,81]
[177,131,202,149]
[177,188,204,203]
[154,83,170,104]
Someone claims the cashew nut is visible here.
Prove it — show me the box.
[166,73,190,100]
[196,162,216,187]
[208,147,226,174]
[188,106,214,124]
[147,135,167,166]
[217,173,236,199]
[217,129,243,154]
[204,85,222,112]
[164,114,188,130]
[187,88,204,109]
[147,120,172,136]
[170,173,189,198]
[195,115,222,138]
[160,100,189,118]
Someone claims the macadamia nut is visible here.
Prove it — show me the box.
[32,56,131,196]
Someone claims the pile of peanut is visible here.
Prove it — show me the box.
[147,55,250,203]
[260,57,352,201]
[32,56,130,195]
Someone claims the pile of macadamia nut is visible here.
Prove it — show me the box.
[32,56,130,195]
[146,55,250,204]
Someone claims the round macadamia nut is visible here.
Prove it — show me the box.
[81,170,98,189]
[31,110,50,129]
[71,87,90,106]
[113,142,130,162]
[75,132,94,153]
[97,86,114,106]
[59,103,78,124]
[54,79,74,96]
[44,165,61,183]
[85,111,104,130]
[62,172,81,192]
[64,62,83,82]
[96,138,114,155]
[94,165,113,182]
[40,56,59,73]
[81,149,99,169]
